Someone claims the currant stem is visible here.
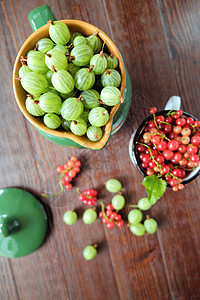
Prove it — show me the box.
[153,113,159,130]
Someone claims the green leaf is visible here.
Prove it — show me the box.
[142,175,167,205]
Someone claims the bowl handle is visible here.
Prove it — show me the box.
[164,96,181,111]
[28,5,57,31]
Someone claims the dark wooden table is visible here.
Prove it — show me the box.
[0,0,200,299]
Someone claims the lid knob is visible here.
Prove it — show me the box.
[0,217,20,238]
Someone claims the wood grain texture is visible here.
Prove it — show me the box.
[0,0,199,299]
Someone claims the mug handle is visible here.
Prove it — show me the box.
[164,96,181,111]
[28,5,57,31]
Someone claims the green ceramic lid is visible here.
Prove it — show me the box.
[0,188,48,258]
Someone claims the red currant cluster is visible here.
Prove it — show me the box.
[78,188,97,206]
[99,203,124,229]
[56,156,81,190]
[137,108,200,191]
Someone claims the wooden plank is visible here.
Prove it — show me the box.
[0,258,19,300]
[157,1,200,298]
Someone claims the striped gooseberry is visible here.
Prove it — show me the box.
[61,97,83,120]
[101,69,121,87]
[144,217,158,234]
[43,113,61,129]
[48,20,70,45]
[100,86,123,106]
[81,89,100,109]
[25,95,45,117]
[20,72,48,95]
[86,126,102,141]
[74,67,95,90]
[73,35,88,46]
[105,179,122,193]
[39,92,62,113]
[87,33,102,53]
[51,69,74,94]
[45,49,68,71]
[128,209,143,225]
[90,51,107,75]
[70,45,93,66]
[70,119,87,136]
[130,223,145,236]
[106,52,119,69]
[36,38,54,53]
[27,51,49,74]
[88,107,109,127]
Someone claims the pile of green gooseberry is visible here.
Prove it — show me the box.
[63,178,158,261]
[17,20,123,142]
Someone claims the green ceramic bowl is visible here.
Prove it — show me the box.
[13,5,132,149]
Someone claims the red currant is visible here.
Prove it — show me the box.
[187,145,198,154]
[65,183,72,190]
[163,124,172,134]
[169,132,178,140]
[148,120,156,128]
[190,154,199,162]
[70,156,77,162]
[136,145,146,152]
[107,222,115,229]
[194,120,200,128]
[106,210,112,217]
[170,179,178,186]
[156,155,165,164]
[99,211,103,218]
[151,135,161,144]
[117,220,124,228]
[172,186,179,192]
[102,217,108,224]
[162,165,170,174]
[173,126,182,134]
[83,189,98,196]
[148,160,157,168]
[165,116,174,123]
[107,204,114,211]
[142,154,151,163]
[191,136,200,146]
[179,158,187,167]
[146,168,154,176]
[149,107,157,114]
[186,117,194,125]
[178,184,184,190]
[56,165,64,173]
[167,140,179,151]
[110,212,117,220]
[172,168,182,177]
[181,136,190,145]
[61,175,72,185]
[163,150,174,160]
[181,128,191,136]
[156,115,165,123]
[173,153,182,163]
[73,167,80,173]
[176,118,186,126]
[115,214,122,221]
[68,170,76,178]
[176,110,183,117]
[75,160,81,167]
[178,144,187,153]
[141,162,149,169]
[157,141,167,151]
